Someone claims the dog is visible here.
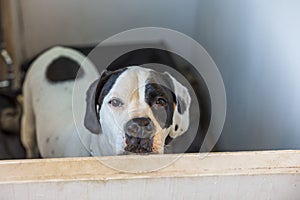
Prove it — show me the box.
[21,46,191,158]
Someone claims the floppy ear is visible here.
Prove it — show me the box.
[164,72,191,138]
[84,70,110,134]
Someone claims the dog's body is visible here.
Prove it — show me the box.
[22,46,191,158]
[21,46,98,157]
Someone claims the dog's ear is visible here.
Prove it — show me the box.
[84,70,111,134]
[164,72,191,138]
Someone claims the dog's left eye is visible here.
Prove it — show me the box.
[108,98,124,107]
[155,97,167,107]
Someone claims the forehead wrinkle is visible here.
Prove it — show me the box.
[138,69,151,105]
[126,70,139,105]
[127,68,152,117]
[128,90,139,113]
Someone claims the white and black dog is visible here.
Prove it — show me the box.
[21,46,191,158]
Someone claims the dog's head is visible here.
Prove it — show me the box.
[84,66,191,155]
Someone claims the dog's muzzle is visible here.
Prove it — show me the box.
[124,117,155,153]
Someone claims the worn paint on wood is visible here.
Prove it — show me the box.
[0,150,299,199]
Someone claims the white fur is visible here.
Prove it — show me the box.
[22,46,98,158]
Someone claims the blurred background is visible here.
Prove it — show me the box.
[0,0,300,159]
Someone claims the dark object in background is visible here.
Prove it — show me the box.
[0,92,26,159]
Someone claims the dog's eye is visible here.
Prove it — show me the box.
[155,97,167,107]
[108,98,124,107]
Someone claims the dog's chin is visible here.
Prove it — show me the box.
[124,135,154,153]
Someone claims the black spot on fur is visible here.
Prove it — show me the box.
[46,56,84,83]
[177,96,187,114]
[175,124,178,131]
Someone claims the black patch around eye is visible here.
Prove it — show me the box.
[145,83,175,129]
[96,68,127,113]
[46,56,84,83]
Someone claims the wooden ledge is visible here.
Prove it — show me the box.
[0,150,299,199]
[0,150,299,183]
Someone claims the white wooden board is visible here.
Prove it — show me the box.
[0,150,299,199]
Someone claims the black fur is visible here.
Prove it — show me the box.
[46,56,84,83]
[176,96,186,114]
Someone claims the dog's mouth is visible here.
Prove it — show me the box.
[123,132,173,155]
[124,135,153,154]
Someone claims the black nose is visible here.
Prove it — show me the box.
[125,117,155,138]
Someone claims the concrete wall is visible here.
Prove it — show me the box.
[195,0,300,151]
[20,0,199,59]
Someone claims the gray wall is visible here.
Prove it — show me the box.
[19,0,300,151]
[20,0,199,59]
[195,0,300,151]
